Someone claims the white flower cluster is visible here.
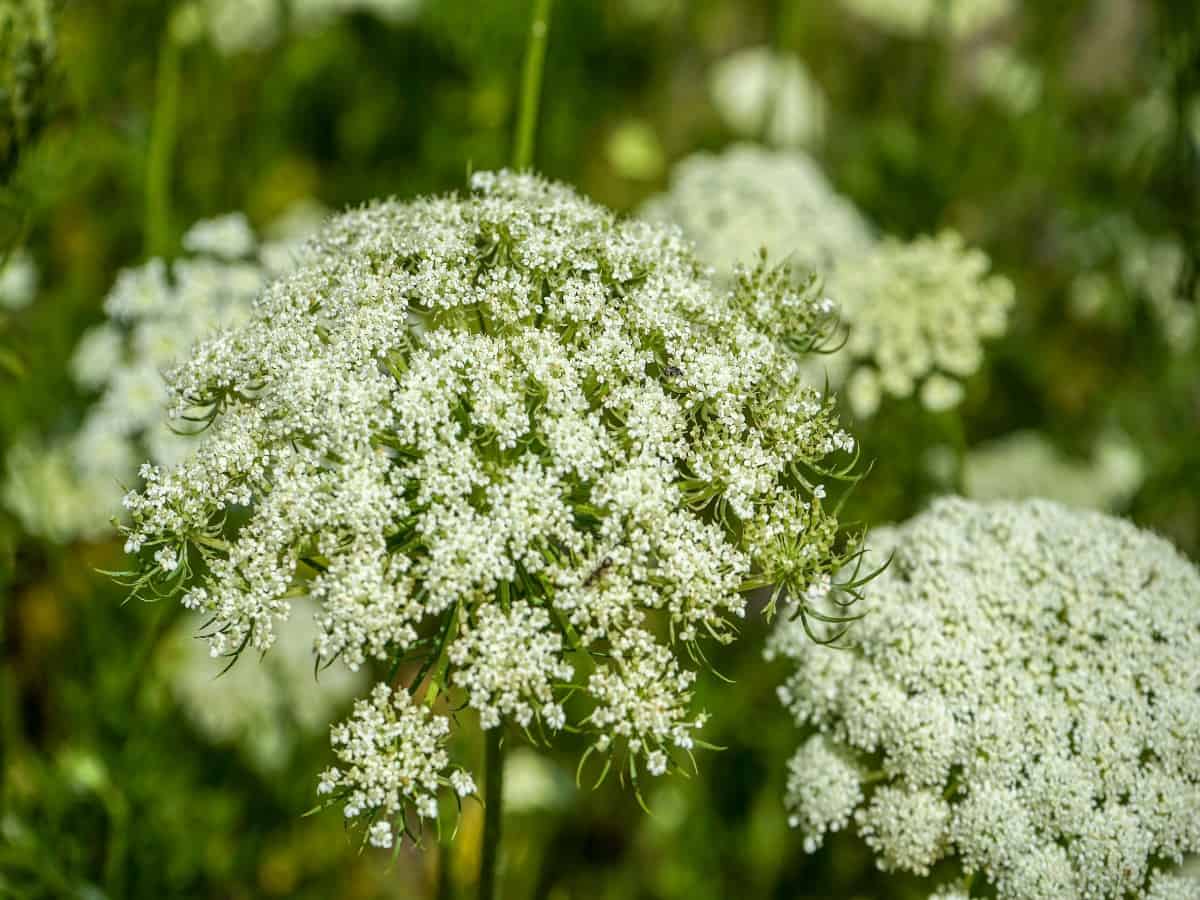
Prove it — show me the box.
[1,207,319,542]
[317,682,476,850]
[119,171,860,838]
[770,497,1200,899]
[838,0,1014,39]
[830,233,1013,417]
[644,148,1012,418]
[708,47,826,148]
[641,145,874,284]
[2,436,119,543]
[169,598,363,772]
[962,429,1144,512]
[0,248,37,310]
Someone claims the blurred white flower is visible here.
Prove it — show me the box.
[2,204,321,542]
[829,232,1014,417]
[973,45,1043,116]
[963,429,1144,511]
[168,597,364,772]
[641,145,874,282]
[709,46,826,147]
[0,248,37,310]
[503,748,573,814]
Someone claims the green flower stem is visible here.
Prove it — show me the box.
[145,17,182,259]
[478,725,505,900]
[475,2,554,890]
[512,0,554,171]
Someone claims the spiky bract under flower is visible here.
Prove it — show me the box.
[121,171,861,841]
[770,497,1200,899]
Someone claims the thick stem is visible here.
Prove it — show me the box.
[478,725,505,900]
[512,0,554,171]
[145,18,182,259]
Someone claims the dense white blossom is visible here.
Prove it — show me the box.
[838,0,1014,39]
[316,682,474,849]
[830,233,1013,417]
[640,145,874,283]
[784,735,863,852]
[771,497,1200,899]
[119,171,861,841]
[1,208,319,542]
[168,598,363,772]
[962,429,1144,511]
[0,247,36,310]
[708,47,826,147]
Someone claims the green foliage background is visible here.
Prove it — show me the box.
[1,1,1197,897]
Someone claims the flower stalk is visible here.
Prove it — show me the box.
[512,0,553,171]
[145,15,182,258]
[478,726,505,900]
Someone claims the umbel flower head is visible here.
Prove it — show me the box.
[120,171,862,848]
[769,497,1200,900]
[831,232,1013,417]
[644,149,1012,418]
[640,144,874,284]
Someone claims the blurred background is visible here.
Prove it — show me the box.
[1,0,1197,897]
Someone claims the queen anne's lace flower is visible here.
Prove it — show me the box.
[644,149,1011,418]
[830,233,1013,416]
[120,171,861,841]
[785,735,864,852]
[708,47,826,147]
[770,497,1200,899]
[641,145,874,283]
